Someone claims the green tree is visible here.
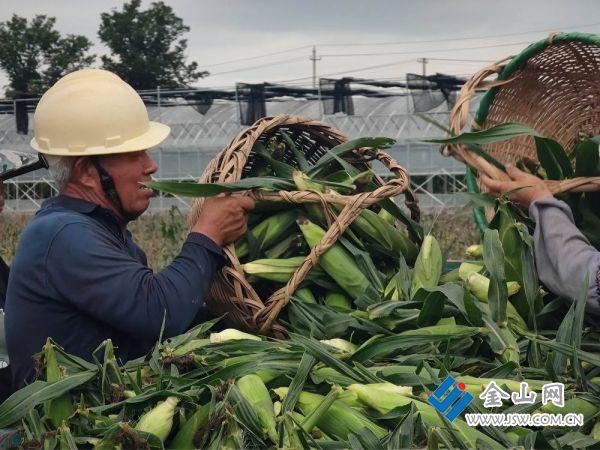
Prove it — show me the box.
[98,0,208,90]
[0,15,95,97]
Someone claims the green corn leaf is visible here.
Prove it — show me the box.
[0,370,97,428]
[574,139,600,177]
[280,131,310,172]
[386,402,415,450]
[307,137,395,177]
[427,122,541,146]
[483,229,508,326]
[290,333,375,384]
[351,325,487,362]
[146,177,294,197]
[280,353,317,416]
[254,142,296,178]
[534,136,573,180]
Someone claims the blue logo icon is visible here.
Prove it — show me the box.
[427,375,474,421]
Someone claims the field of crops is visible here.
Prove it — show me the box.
[0,207,479,270]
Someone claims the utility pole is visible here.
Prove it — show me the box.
[417,57,428,77]
[310,46,321,89]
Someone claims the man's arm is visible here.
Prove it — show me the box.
[46,223,225,340]
[529,198,600,314]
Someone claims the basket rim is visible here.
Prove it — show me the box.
[475,32,600,126]
[465,32,600,232]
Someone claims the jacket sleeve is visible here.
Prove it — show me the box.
[529,197,600,315]
[45,223,225,340]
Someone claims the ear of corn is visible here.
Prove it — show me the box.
[299,386,342,434]
[458,262,484,281]
[209,329,261,343]
[170,403,210,450]
[410,235,442,297]
[537,397,599,422]
[466,272,521,300]
[324,292,352,311]
[242,256,326,283]
[319,338,357,358]
[294,287,317,303]
[350,207,418,263]
[236,374,278,443]
[465,244,483,258]
[348,383,507,449]
[377,207,395,225]
[43,339,72,428]
[135,396,179,442]
[298,217,375,300]
[235,210,298,260]
[274,388,387,440]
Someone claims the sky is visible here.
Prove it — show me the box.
[1,0,600,92]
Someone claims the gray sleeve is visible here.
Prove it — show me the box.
[529,197,600,315]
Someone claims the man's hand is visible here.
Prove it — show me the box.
[192,194,256,246]
[481,165,553,209]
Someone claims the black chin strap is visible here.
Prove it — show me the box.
[89,157,133,222]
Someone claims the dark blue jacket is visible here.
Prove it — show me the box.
[5,196,224,388]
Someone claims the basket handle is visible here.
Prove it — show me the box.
[443,56,515,184]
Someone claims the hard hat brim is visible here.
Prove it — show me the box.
[30,121,171,157]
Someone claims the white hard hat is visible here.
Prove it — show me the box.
[30,69,170,156]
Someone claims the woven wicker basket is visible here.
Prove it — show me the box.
[188,115,417,335]
[445,32,600,227]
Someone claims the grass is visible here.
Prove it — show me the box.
[0,207,480,270]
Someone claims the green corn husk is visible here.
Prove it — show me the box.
[324,292,352,311]
[348,383,508,448]
[170,403,210,450]
[410,235,442,297]
[43,339,72,429]
[297,217,375,299]
[236,374,278,443]
[209,329,261,343]
[458,262,484,281]
[135,396,179,442]
[274,388,388,440]
[242,256,326,283]
[235,210,298,259]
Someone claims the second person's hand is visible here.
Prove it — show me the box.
[480,165,553,210]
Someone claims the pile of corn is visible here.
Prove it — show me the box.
[0,135,599,449]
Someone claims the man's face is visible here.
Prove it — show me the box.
[99,150,158,221]
[0,182,5,214]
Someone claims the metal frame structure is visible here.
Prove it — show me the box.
[0,87,480,213]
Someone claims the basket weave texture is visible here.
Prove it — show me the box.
[446,32,600,194]
[188,115,415,335]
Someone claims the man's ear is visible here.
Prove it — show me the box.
[71,157,97,189]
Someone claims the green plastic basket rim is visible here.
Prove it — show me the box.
[468,31,600,232]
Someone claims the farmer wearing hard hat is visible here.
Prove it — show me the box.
[482,166,600,314]
[4,69,254,390]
